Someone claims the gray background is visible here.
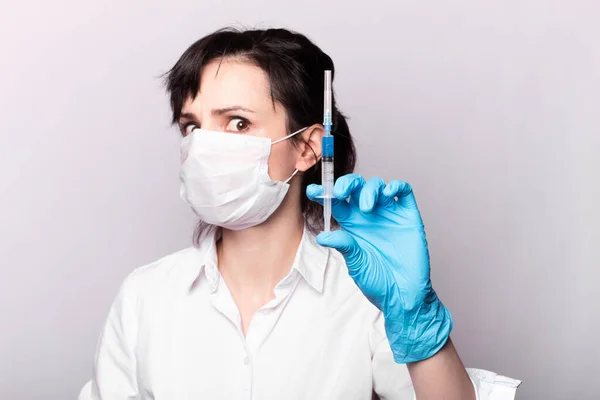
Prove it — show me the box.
[1,0,598,399]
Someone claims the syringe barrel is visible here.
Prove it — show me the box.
[322,158,334,232]
[322,160,334,192]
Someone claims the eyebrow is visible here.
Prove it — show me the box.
[212,106,255,115]
[178,106,256,122]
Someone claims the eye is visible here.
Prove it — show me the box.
[180,122,199,136]
[226,117,251,132]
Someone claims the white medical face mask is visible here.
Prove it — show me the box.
[179,127,307,230]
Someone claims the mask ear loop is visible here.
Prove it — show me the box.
[273,126,309,184]
[272,126,308,145]
[284,168,299,183]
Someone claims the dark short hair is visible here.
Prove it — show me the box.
[164,27,356,244]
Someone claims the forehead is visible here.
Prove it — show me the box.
[182,58,273,112]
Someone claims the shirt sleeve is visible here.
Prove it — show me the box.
[78,271,141,400]
[370,312,521,400]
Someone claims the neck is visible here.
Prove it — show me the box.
[217,185,305,298]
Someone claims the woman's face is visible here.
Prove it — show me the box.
[178,58,303,183]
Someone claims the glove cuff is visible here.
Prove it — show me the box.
[386,293,454,364]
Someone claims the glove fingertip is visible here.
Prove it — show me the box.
[359,196,375,214]
[306,183,321,193]
[382,184,395,197]
[306,184,324,200]
[333,186,348,200]
[316,231,334,247]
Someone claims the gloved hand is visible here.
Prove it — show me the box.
[307,174,453,363]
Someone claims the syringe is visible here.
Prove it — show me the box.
[322,70,334,232]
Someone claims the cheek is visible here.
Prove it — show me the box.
[267,142,298,181]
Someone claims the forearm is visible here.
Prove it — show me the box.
[407,338,475,400]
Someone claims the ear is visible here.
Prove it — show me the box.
[294,124,324,172]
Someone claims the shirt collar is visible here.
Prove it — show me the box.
[292,227,329,293]
[185,225,329,294]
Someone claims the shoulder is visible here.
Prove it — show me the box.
[117,246,204,301]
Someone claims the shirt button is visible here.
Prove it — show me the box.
[244,356,250,365]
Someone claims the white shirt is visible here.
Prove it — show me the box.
[79,227,521,400]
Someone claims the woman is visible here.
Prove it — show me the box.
[79,27,520,399]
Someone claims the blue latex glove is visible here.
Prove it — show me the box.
[307,174,453,363]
